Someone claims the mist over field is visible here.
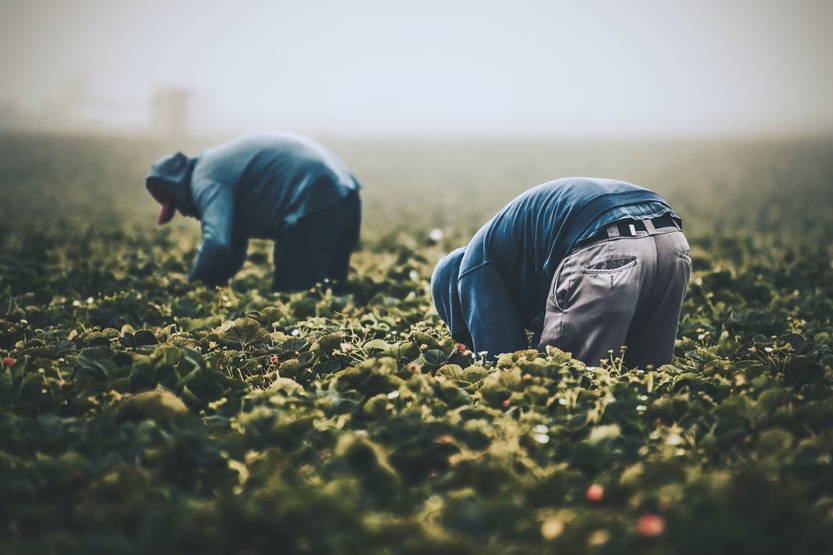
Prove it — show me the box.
[2,0,832,138]
[2,133,832,242]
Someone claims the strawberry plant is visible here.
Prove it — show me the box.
[1,133,832,554]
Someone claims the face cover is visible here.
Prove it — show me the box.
[147,180,176,225]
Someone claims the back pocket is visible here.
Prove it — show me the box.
[585,256,636,273]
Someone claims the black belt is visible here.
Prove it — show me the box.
[581,213,680,245]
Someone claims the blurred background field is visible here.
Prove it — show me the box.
[3,130,832,243]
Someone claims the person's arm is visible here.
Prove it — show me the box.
[458,263,528,360]
[189,183,235,287]
[227,233,249,277]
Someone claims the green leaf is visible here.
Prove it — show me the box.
[422,349,447,365]
[215,318,270,349]
[116,389,188,422]
[363,339,390,353]
[280,337,310,353]
[587,424,621,445]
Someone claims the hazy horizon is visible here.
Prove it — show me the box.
[2,0,832,138]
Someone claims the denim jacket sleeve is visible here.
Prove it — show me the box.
[458,262,528,360]
[189,181,235,287]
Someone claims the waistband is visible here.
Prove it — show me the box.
[580,213,681,246]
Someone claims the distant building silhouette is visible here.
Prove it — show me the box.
[151,87,191,136]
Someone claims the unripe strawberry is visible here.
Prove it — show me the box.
[502,398,511,408]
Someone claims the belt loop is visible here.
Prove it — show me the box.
[606,222,621,239]
[643,218,657,234]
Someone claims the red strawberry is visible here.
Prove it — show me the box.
[3,357,15,367]
[635,514,664,537]
[586,483,604,502]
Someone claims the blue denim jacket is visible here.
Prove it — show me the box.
[146,132,361,286]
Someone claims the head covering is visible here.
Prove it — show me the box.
[430,247,472,348]
[145,152,198,224]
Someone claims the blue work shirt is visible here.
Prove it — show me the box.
[146,132,361,286]
[431,177,677,358]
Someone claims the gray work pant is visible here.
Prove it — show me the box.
[540,219,691,368]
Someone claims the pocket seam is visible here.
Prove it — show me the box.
[584,259,637,274]
[550,257,570,311]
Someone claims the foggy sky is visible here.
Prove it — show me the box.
[1,0,832,136]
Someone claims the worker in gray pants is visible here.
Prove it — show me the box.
[431,177,691,368]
